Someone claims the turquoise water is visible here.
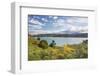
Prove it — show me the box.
[35,37,87,46]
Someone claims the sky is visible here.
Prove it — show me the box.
[28,15,88,35]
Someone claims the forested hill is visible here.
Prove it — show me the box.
[32,33,88,37]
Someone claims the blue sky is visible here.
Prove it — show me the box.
[28,15,88,35]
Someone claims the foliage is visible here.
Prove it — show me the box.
[37,37,40,40]
[28,36,88,61]
[39,40,48,49]
[49,40,56,47]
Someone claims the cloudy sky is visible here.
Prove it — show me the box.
[28,15,88,35]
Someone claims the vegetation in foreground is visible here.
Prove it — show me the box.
[28,35,88,61]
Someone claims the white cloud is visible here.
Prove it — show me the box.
[48,16,53,18]
[67,24,88,33]
[28,24,42,30]
[66,17,88,32]
[67,17,88,24]
[41,18,48,22]
[29,30,48,35]
[28,18,46,33]
[53,16,58,20]
[32,25,42,29]
[53,19,66,28]
[52,17,88,33]
[28,16,88,35]
[48,16,58,20]
[29,18,43,25]
[75,17,88,23]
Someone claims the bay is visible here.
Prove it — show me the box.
[34,37,87,46]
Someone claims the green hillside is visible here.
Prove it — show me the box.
[28,35,88,61]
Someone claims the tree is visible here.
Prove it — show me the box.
[37,37,40,40]
[83,40,88,44]
[39,40,48,49]
[49,40,56,47]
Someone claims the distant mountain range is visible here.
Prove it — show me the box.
[31,33,88,37]
[58,30,88,34]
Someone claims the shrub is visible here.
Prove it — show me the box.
[39,40,48,49]
[43,56,50,60]
[49,40,56,47]
[37,37,40,40]
[57,53,65,59]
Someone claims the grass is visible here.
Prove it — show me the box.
[28,35,88,61]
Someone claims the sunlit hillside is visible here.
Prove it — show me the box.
[28,35,88,61]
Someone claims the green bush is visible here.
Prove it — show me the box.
[57,53,65,59]
[43,56,51,60]
[28,36,88,60]
[37,37,40,40]
[39,40,48,49]
[49,40,56,47]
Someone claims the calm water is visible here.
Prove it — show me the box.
[35,37,87,46]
